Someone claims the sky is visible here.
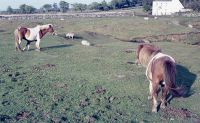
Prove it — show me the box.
[0,0,111,11]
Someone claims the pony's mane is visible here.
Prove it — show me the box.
[146,44,161,52]
[38,24,53,30]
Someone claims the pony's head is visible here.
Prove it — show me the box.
[136,43,161,67]
[39,24,55,35]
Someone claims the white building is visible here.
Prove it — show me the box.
[152,0,184,16]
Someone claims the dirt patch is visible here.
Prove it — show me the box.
[86,115,96,123]
[125,32,200,46]
[28,96,40,110]
[41,64,56,68]
[1,64,12,73]
[161,106,200,121]
[8,72,26,82]
[124,48,135,53]
[0,29,6,33]
[2,100,12,106]
[192,21,200,30]
[85,31,98,37]
[51,83,67,90]
[51,116,68,123]
[15,111,33,121]
[95,85,106,94]
[52,94,65,102]
[127,61,136,65]
[32,64,56,71]
[79,98,90,108]
[0,115,12,122]
[0,79,5,84]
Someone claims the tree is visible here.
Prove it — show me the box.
[25,5,36,13]
[72,3,87,12]
[89,2,100,10]
[180,0,200,12]
[110,0,128,9]
[110,0,120,9]
[190,1,200,11]
[19,4,36,14]
[7,6,13,14]
[59,1,69,13]
[127,0,138,7]
[42,4,52,12]
[142,0,153,12]
[19,4,26,13]
[119,0,129,8]
[53,3,59,12]
[101,0,110,11]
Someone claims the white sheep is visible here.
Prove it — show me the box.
[66,33,75,39]
[188,24,193,28]
[81,40,91,46]
[144,17,149,20]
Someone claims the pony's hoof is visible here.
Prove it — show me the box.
[160,104,166,109]
[35,49,40,52]
[19,49,23,52]
[148,96,152,100]
[152,108,157,113]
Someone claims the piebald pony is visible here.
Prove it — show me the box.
[14,24,54,51]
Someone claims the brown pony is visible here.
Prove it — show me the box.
[136,43,183,112]
[14,24,55,51]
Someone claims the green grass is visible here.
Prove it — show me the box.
[0,16,200,122]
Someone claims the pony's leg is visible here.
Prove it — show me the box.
[23,42,31,51]
[152,83,159,112]
[14,29,20,51]
[15,41,19,51]
[23,42,27,51]
[17,39,23,51]
[160,86,168,109]
[27,44,30,50]
[148,81,153,100]
[35,39,41,51]
[134,59,139,64]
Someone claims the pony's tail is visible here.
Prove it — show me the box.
[164,61,184,97]
[14,28,22,51]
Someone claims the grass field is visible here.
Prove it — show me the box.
[0,16,200,122]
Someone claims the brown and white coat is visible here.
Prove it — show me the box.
[14,24,54,51]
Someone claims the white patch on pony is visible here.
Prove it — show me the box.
[146,53,175,80]
[161,81,166,85]
[152,96,158,112]
[148,81,153,100]
[25,24,53,41]
[26,26,40,41]
[81,40,91,46]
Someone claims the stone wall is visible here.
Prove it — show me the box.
[0,11,135,20]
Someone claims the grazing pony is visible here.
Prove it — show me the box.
[14,24,55,51]
[136,43,183,112]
